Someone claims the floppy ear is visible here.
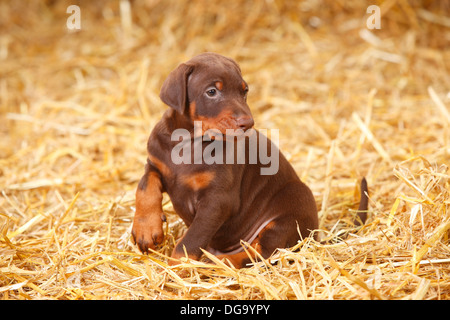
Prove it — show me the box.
[159,63,194,114]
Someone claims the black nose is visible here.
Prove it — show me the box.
[236,116,254,131]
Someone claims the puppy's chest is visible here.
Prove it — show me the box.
[159,165,214,224]
[167,192,197,226]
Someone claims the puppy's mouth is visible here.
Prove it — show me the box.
[193,116,255,141]
[235,116,254,132]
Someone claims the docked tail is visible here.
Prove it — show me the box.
[354,177,369,226]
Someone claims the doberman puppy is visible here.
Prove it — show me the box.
[132,52,368,268]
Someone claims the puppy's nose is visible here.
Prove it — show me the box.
[236,116,254,131]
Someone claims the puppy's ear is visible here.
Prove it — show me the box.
[159,63,194,114]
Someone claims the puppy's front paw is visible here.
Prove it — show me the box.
[131,214,165,254]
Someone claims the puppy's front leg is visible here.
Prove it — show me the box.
[132,160,166,254]
[169,200,230,265]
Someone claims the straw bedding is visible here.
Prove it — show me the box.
[1,0,449,300]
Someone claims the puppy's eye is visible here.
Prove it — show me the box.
[206,88,217,97]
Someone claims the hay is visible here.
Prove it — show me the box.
[1,0,449,300]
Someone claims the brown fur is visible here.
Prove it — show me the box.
[131,52,368,268]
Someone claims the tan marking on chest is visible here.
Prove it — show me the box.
[182,171,215,190]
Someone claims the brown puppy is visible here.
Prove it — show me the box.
[132,52,367,268]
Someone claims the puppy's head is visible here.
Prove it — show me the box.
[160,53,254,136]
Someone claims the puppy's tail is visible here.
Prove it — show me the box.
[354,177,369,226]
